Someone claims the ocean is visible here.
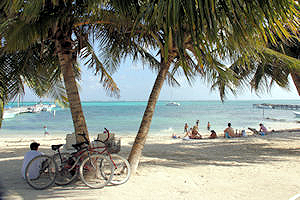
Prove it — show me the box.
[1,100,299,137]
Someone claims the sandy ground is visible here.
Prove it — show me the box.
[1,130,300,200]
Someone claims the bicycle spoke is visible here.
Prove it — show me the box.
[79,155,113,189]
[25,155,56,190]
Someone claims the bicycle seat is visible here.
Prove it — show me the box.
[51,144,64,151]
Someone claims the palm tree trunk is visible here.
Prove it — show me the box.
[128,62,170,174]
[0,99,3,128]
[55,31,89,143]
[291,72,300,96]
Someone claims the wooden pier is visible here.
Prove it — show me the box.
[253,103,300,110]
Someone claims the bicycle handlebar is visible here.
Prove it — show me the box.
[93,128,111,144]
[103,127,110,142]
[78,128,110,145]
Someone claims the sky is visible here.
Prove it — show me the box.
[23,58,299,102]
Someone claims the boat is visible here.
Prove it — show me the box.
[166,102,180,106]
[293,111,300,118]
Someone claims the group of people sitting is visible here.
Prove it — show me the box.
[223,122,268,138]
[172,121,269,140]
[172,120,217,140]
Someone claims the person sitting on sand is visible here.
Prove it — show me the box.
[209,130,217,139]
[224,123,235,138]
[21,142,43,179]
[190,125,202,139]
[259,123,268,136]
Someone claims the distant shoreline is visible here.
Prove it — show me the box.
[5,99,300,104]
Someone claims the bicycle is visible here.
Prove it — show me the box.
[53,133,114,189]
[25,134,114,189]
[25,154,57,190]
[55,128,131,186]
[92,128,131,185]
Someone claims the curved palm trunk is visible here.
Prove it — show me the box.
[291,72,300,96]
[128,62,170,174]
[55,32,89,143]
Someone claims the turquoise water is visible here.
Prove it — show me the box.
[1,100,299,136]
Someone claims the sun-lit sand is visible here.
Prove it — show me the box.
[1,128,300,200]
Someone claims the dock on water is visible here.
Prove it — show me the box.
[253,103,300,110]
[3,103,56,119]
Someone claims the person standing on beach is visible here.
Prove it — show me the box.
[207,122,211,131]
[196,120,199,127]
[43,125,49,136]
[21,142,42,179]
[184,123,188,134]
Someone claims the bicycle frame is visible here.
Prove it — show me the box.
[55,128,117,172]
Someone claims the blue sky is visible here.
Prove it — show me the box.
[24,59,299,102]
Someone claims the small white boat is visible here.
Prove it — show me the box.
[166,102,180,106]
[293,111,300,118]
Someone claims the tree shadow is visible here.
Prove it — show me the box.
[0,146,130,200]
[134,132,300,169]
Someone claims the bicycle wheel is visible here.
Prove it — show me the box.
[109,154,131,185]
[53,153,78,185]
[79,154,114,189]
[25,155,57,190]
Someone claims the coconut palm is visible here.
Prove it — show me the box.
[0,0,120,142]
[1,0,298,174]
[122,0,299,173]
[228,34,300,96]
[0,42,68,126]
[81,0,299,173]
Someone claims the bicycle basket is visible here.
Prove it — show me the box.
[106,137,121,154]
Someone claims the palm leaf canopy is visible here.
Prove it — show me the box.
[1,0,299,100]
[0,0,120,98]
[84,0,299,99]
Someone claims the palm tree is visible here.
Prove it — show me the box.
[0,42,68,127]
[123,0,299,173]
[1,1,298,174]
[228,34,300,96]
[78,0,299,173]
[0,0,120,142]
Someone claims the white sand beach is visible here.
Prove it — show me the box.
[1,129,300,200]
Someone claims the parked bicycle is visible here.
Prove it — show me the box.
[25,133,114,190]
[54,128,130,187]
[92,128,131,185]
[25,128,130,190]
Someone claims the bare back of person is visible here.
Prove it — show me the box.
[224,127,235,137]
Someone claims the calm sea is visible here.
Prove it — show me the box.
[1,100,299,137]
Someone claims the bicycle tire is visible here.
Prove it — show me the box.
[79,154,114,189]
[109,154,131,185]
[53,152,78,185]
[25,155,57,190]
